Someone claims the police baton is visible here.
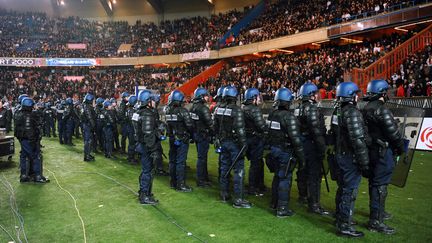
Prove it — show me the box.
[321,160,330,193]
[224,144,247,178]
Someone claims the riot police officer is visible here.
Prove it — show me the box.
[165,90,194,192]
[56,100,66,144]
[63,98,77,146]
[214,86,251,208]
[295,83,330,215]
[133,90,159,205]
[14,94,28,117]
[43,102,56,137]
[95,97,105,152]
[212,86,226,182]
[152,94,169,176]
[14,98,48,183]
[110,98,120,151]
[126,95,138,163]
[102,100,115,158]
[266,88,305,217]
[331,82,369,237]
[82,93,97,162]
[242,88,267,196]
[190,88,213,187]
[119,92,129,154]
[363,79,404,234]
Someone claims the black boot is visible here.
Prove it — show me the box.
[176,183,192,192]
[368,185,395,234]
[34,175,50,183]
[139,191,159,205]
[309,203,331,216]
[276,206,295,218]
[84,155,95,162]
[232,198,252,209]
[220,191,231,203]
[197,180,211,188]
[337,222,364,238]
[156,169,169,176]
[367,219,395,234]
[20,175,31,183]
[170,179,177,189]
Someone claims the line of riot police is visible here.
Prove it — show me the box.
[10,78,405,238]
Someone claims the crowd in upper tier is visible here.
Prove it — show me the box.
[0,0,425,58]
[2,30,431,103]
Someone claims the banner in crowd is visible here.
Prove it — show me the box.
[63,76,85,81]
[416,117,432,151]
[46,58,101,66]
[161,42,175,49]
[67,43,87,49]
[151,73,168,79]
[249,27,263,35]
[181,50,210,61]
[0,58,43,66]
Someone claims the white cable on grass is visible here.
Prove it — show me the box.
[0,223,16,243]
[73,171,207,243]
[47,169,87,243]
[1,175,26,243]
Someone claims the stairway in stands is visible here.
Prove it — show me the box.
[352,24,432,92]
[162,60,226,103]
[218,0,266,47]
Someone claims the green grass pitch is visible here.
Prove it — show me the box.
[1,136,431,243]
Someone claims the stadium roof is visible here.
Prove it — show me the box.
[0,0,258,19]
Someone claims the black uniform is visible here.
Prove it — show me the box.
[118,100,128,153]
[133,105,159,204]
[267,106,304,215]
[81,102,97,160]
[331,102,369,235]
[166,103,194,191]
[95,104,104,151]
[242,101,267,195]
[214,100,249,205]
[43,106,56,137]
[153,106,168,174]
[109,109,120,151]
[191,99,213,185]
[102,108,115,157]
[14,106,47,182]
[363,99,404,233]
[296,100,329,214]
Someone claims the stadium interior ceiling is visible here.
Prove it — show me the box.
[0,0,261,22]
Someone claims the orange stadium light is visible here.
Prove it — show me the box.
[340,37,363,44]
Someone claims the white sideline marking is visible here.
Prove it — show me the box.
[47,169,87,243]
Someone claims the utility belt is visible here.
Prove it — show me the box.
[372,138,389,158]
[268,140,292,151]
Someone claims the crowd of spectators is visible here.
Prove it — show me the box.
[206,32,416,99]
[2,30,430,103]
[392,43,432,97]
[229,0,422,46]
[0,62,208,102]
[0,0,425,58]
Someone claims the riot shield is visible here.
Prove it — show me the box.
[386,102,425,188]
